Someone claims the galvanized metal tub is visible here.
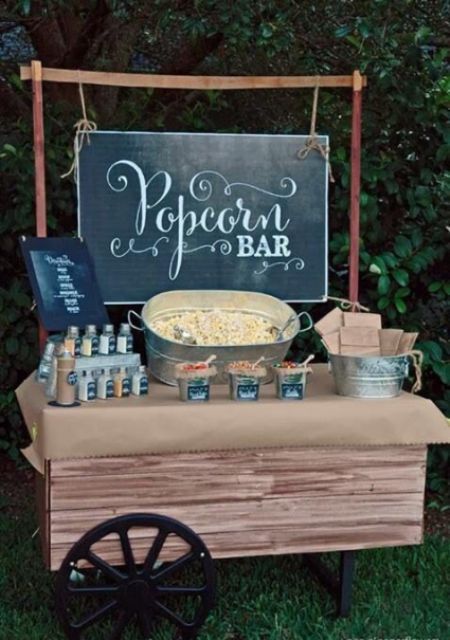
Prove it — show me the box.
[329,353,410,399]
[130,290,302,385]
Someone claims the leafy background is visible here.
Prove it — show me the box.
[0,1,448,501]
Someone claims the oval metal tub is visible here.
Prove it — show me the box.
[137,290,300,385]
[329,353,410,399]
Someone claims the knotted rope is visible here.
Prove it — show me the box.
[327,296,370,312]
[297,79,334,182]
[61,80,97,181]
[408,349,423,394]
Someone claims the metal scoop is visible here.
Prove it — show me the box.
[173,324,197,345]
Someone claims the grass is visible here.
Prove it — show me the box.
[0,491,449,640]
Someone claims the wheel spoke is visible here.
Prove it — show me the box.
[156,585,206,596]
[120,530,135,574]
[67,585,119,597]
[74,599,118,631]
[153,551,195,582]
[86,551,125,583]
[143,529,168,575]
[154,599,189,631]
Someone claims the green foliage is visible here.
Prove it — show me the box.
[0,1,448,496]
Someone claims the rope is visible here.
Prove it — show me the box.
[408,349,423,394]
[297,79,335,182]
[327,296,370,312]
[61,79,97,181]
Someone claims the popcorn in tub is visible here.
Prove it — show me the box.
[273,356,314,400]
[151,310,277,346]
[174,358,217,402]
[227,360,267,401]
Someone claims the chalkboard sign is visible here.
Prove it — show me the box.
[20,237,109,331]
[78,131,328,303]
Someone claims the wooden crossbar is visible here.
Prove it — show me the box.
[20,66,366,90]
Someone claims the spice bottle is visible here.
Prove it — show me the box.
[78,371,96,402]
[64,326,81,357]
[117,323,133,354]
[99,324,116,355]
[56,349,78,406]
[46,343,65,398]
[97,368,114,399]
[36,339,57,383]
[81,325,99,357]
[132,365,149,396]
[114,367,130,398]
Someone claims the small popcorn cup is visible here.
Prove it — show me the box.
[227,362,267,401]
[273,358,313,400]
[175,361,217,402]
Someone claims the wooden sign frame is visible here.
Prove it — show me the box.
[20,61,366,343]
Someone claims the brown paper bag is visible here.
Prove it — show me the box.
[343,312,382,328]
[379,329,403,356]
[315,307,344,337]
[340,327,380,356]
[321,331,340,354]
[397,332,419,354]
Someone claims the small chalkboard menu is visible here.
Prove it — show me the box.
[20,237,109,331]
[78,131,329,303]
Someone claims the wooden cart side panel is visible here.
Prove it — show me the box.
[46,446,427,571]
[36,460,50,567]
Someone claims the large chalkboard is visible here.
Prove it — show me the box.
[20,237,109,330]
[78,131,328,303]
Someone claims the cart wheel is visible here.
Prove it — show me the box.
[55,513,216,640]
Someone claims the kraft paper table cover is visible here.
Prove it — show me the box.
[16,364,450,474]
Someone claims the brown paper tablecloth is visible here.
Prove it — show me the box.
[16,364,450,474]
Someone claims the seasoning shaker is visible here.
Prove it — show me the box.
[132,365,149,396]
[78,370,96,402]
[64,326,81,357]
[36,338,58,383]
[97,368,114,399]
[117,323,133,354]
[55,348,78,406]
[81,324,99,357]
[99,324,116,355]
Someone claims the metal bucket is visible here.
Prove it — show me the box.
[129,290,310,385]
[329,353,410,399]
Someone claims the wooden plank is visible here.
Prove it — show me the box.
[50,446,427,477]
[50,461,425,511]
[31,60,47,237]
[45,446,427,570]
[48,492,423,570]
[35,462,50,567]
[30,60,48,350]
[20,65,367,90]
[349,69,363,303]
[50,522,422,570]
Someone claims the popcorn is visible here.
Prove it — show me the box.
[151,310,275,346]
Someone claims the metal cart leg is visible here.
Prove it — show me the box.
[303,550,356,617]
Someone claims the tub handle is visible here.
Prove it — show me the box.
[128,310,144,332]
[297,311,314,334]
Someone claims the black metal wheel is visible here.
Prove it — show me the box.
[55,513,216,640]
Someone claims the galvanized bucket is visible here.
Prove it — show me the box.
[329,353,410,399]
[129,290,312,385]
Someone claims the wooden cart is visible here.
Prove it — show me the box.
[18,369,434,639]
[18,63,434,639]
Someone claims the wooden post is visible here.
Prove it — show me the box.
[31,60,47,349]
[349,70,362,304]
